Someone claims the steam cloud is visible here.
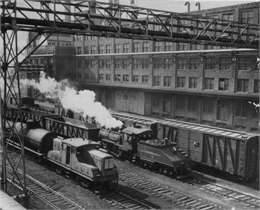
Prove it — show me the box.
[20,72,123,129]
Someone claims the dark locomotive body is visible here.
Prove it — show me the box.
[99,127,194,177]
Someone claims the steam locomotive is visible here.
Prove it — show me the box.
[99,126,194,177]
[11,121,118,191]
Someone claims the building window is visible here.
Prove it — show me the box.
[115,44,121,53]
[142,75,149,83]
[219,57,231,70]
[204,78,214,90]
[77,47,82,54]
[106,74,111,81]
[123,75,129,82]
[238,57,253,70]
[203,98,214,114]
[154,42,163,52]
[235,100,248,117]
[177,58,188,69]
[177,77,186,88]
[99,59,105,68]
[189,77,198,89]
[154,58,163,69]
[241,10,254,24]
[115,59,121,69]
[217,99,229,121]
[105,60,111,69]
[189,58,200,69]
[152,96,160,107]
[84,46,89,54]
[132,75,139,82]
[123,43,129,53]
[142,59,149,69]
[163,97,171,113]
[91,73,96,80]
[178,43,188,51]
[176,96,185,111]
[153,76,161,86]
[84,73,89,79]
[219,78,229,91]
[205,57,215,70]
[77,60,82,68]
[164,42,172,51]
[133,42,140,52]
[188,96,197,112]
[222,13,234,21]
[99,74,104,80]
[115,74,121,81]
[122,59,129,69]
[254,79,259,93]
[133,59,141,69]
[99,45,104,54]
[91,46,96,54]
[90,60,95,68]
[237,79,249,92]
[163,76,171,87]
[142,42,150,52]
[164,58,172,69]
[106,45,112,54]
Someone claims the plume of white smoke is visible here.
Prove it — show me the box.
[21,72,123,129]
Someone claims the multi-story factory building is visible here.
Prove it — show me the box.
[24,1,259,134]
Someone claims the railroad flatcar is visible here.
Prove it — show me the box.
[99,127,193,177]
[11,121,118,191]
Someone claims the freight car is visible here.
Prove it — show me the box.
[11,121,118,191]
[99,127,193,177]
[156,120,259,181]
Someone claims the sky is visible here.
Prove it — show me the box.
[0,0,258,61]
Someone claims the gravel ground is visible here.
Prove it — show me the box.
[24,156,259,210]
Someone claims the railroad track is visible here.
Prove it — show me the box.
[118,169,225,210]
[99,191,155,209]
[7,167,85,210]
[184,178,260,209]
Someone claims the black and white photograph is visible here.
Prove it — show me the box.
[0,0,259,209]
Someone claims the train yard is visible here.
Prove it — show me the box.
[1,99,258,210]
[5,147,258,210]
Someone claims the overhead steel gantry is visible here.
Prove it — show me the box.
[0,0,259,204]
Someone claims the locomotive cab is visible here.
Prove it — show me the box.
[48,137,118,190]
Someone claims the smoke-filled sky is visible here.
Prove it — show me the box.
[20,72,123,129]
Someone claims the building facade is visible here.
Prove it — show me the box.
[24,2,259,133]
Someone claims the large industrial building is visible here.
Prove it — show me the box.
[22,1,259,134]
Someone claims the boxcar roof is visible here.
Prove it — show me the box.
[122,127,154,135]
[158,119,257,139]
[63,138,99,147]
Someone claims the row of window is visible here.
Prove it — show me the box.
[76,56,258,71]
[75,42,239,55]
[80,72,259,93]
[152,96,258,121]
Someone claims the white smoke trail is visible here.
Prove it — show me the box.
[20,72,123,129]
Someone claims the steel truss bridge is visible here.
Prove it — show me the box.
[0,0,259,205]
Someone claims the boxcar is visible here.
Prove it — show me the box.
[157,119,259,180]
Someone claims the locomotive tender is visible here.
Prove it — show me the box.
[13,121,118,191]
[99,127,193,177]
